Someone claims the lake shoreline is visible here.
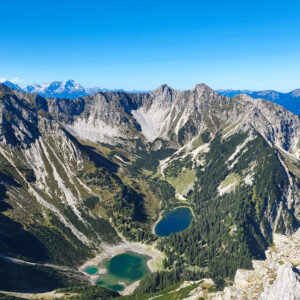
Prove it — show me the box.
[79,240,165,295]
[152,204,194,234]
[155,206,193,237]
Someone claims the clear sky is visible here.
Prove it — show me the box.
[1,0,300,91]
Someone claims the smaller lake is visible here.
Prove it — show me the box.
[86,251,151,291]
[155,207,193,237]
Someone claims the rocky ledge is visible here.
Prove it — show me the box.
[184,229,300,300]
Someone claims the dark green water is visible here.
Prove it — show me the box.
[89,252,151,291]
[85,266,98,275]
[155,207,193,237]
[107,252,148,280]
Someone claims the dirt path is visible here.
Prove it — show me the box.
[0,253,74,272]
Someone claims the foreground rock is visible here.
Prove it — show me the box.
[183,229,300,300]
[261,263,300,300]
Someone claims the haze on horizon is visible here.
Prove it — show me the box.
[1,0,300,92]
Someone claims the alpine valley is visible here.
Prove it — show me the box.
[0,82,300,299]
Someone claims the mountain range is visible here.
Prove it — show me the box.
[217,88,300,115]
[1,79,150,99]
[0,82,299,299]
[2,79,300,116]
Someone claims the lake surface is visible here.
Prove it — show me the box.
[155,207,193,237]
[85,266,98,275]
[86,251,151,291]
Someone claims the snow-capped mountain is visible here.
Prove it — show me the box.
[2,79,150,99]
[1,80,24,91]
[25,80,89,99]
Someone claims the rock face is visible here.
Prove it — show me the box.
[4,79,300,115]
[46,83,300,157]
[261,263,300,300]
[0,82,166,292]
[3,81,300,156]
[203,230,300,300]
[0,83,124,290]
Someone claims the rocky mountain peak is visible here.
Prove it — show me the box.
[1,81,23,92]
[232,93,255,103]
[193,82,213,91]
[291,89,300,98]
[189,83,221,106]
[65,79,76,86]
[152,84,173,94]
[0,82,11,92]
[147,84,177,108]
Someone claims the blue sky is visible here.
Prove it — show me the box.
[1,0,300,91]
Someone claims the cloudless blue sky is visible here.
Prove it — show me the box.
[1,0,300,91]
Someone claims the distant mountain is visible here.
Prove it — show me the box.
[25,79,88,99]
[2,79,150,99]
[2,80,300,116]
[1,80,23,91]
[217,89,300,115]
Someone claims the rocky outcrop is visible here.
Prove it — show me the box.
[180,230,300,299]
[261,263,300,300]
[0,83,122,264]
[204,230,300,300]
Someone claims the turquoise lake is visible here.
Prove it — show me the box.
[85,251,151,291]
[155,207,193,237]
[85,266,98,275]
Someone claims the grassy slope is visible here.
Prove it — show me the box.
[167,169,196,196]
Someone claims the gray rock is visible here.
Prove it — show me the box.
[261,263,300,300]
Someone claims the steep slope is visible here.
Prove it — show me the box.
[1,81,24,92]
[46,91,144,144]
[123,84,300,294]
[41,83,300,242]
[47,84,300,157]
[134,229,300,300]
[209,229,300,299]
[156,129,300,285]
[0,84,161,292]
